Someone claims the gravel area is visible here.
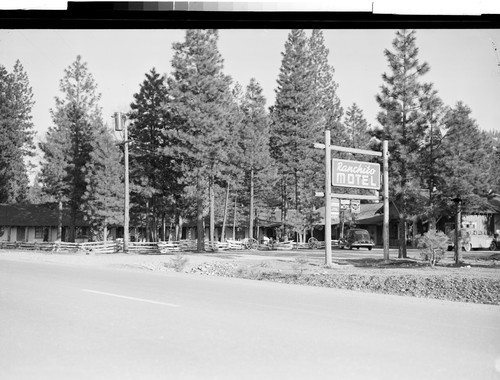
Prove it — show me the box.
[2,249,499,305]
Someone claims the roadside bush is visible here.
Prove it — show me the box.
[417,230,449,267]
[165,252,189,272]
[293,256,308,276]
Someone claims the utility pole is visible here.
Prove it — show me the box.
[452,197,462,265]
[324,129,332,267]
[383,140,390,262]
[114,112,129,253]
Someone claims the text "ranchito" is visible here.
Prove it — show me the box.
[331,159,380,190]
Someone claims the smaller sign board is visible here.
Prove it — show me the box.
[351,200,360,214]
[331,198,340,217]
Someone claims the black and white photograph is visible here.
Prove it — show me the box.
[1,1,500,379]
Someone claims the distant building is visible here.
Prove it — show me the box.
[0,203,89,243]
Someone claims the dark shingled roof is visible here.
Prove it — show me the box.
[0,203,88,227]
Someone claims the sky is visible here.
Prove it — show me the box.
[1,25,500,179]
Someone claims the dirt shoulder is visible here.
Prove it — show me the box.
[1,248,499,305]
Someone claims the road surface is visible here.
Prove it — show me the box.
[1,259,499,380]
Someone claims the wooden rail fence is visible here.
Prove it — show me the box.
[0,238,332,254]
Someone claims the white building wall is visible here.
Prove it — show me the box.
[9,227,15,241]
[27,227,35,242]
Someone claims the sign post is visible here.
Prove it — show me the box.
[350,200,360,214]
[383,140,389,262]
[324,129,332,266]
[315,132,389,264]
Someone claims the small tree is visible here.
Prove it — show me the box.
[417,230,449,267]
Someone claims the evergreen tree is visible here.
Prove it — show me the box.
[236,78,273,239]
[488,131,500,193]
[167,29,234,251]
[26,173,47,204]
[309,29,344,140]
[439,102,494,213]
[270,29,343,239]
[270,29,316,226]
[128,68,180,241]
[81,125,124,241]
[0,61,35,203]
[344,103,371,149]
[305,29,345,240]
[40,55,104,242]
[413,84,447,230]
[373,29,430,258]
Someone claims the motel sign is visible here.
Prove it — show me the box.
[331,158,380,190]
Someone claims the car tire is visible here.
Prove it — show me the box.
[490,241,497,251]
[368,247,372,251]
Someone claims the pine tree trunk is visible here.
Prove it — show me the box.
[69,202,77,243]
[233,197,237,240]
[103,223,107,242]
[294,170,298,210]
[249,169,255,239]
[162,214,166,242]
[57,198,63,241]
[196,179,205,252]
[398,219,407,258]
[145,200,150,242]
[282,177,288,228]
[209,174,215,243]
[151,206,157,242]
[177,214,183,241]
[221,183,229,242]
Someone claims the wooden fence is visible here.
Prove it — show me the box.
[0,238,331,254]
[80,241,119,254]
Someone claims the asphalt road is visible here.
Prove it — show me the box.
[1,259,499,380]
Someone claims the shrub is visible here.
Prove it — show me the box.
[417,230,449,266]
[165,252,189,272]
[293,256,308,275]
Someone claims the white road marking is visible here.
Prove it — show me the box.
[82,289,180,307]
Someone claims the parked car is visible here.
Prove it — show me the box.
[447,228,493,251]
[339,229,375,250]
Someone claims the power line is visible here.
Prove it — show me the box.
[492,39,500,74]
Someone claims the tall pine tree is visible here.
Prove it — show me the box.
[270,29,343,239]
[81,125,124,241]
[439,102,494,212]
[168,29,234,251]
[270,29,316,228]
[374,29,430,258]
[344,103,371,149]
[40,55,104,242]
[0,61,35,203]
[128,68,180,241]
[413,84,447,230]
[236,78,273,239]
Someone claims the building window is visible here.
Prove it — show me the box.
[76,227,89,238]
